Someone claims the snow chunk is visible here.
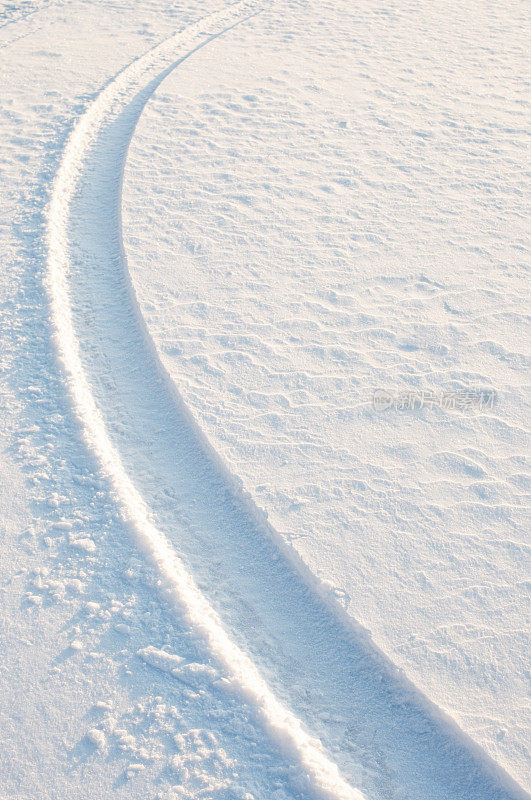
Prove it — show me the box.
[69,536,96,552]
[114,622,131,635]
[86,728,106,749]
[137,645,184,674]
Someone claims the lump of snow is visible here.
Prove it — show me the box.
[114,622,131,635]
[69,536,96,552]
[86,728,106,749]
[25,594,42,606]
[137,645,184,674]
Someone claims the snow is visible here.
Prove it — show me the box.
[0,0,529,799]
[122,0,530,790]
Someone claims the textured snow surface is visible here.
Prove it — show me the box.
[0,0,529,798]
[122,0,530,789]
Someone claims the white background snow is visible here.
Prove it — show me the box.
[0,0,529,798]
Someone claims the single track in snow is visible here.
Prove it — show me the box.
[45,3,529,799]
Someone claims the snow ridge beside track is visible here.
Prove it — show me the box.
[45,3,365,799]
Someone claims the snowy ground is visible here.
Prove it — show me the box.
[0,1,529,799]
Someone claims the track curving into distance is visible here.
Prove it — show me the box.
[46,4,363,799]
[45,3,529,799]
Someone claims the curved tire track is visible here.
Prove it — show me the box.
[46,3,528,799]
[46,4,364,800]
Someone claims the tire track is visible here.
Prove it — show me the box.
[46,2,528,799]
[45,4,364,800]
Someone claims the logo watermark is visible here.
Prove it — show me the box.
[372,388,497,413]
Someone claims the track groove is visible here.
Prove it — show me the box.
[46,4,364,799]
[46,3,528,799]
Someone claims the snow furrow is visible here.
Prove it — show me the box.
[44,2,529,799]
[45,4,364,800]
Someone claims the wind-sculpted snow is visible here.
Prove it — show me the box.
[121,0,530,791]
[41,2,529,800]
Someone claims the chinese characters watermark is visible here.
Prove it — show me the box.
[372,388,497,413]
